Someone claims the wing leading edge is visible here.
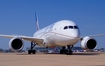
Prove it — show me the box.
[0,33,105,45]
[0,34,43,44]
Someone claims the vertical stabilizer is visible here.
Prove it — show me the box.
[35,12,40,31]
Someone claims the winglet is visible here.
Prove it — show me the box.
[35,12,40,31]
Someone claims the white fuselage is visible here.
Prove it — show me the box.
[33,20,80,47]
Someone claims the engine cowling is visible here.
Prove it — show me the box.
[81,36,97,50]
[9,37,24,52]
[43,39,49,46]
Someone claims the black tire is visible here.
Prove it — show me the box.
[64,50,68,54]
[32,50,36,54]
[28,50,31,54]
[66,49,73,55]
[60,50,63,54]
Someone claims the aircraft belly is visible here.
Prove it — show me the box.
[46,34,79,47]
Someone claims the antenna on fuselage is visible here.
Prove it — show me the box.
[35,12,40,31]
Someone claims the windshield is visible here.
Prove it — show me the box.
[74,26,79,29]
[64,26,68,29]
[64,25,79,29]
[69,26,73,29]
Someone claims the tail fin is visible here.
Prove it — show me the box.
[35,12,40,31]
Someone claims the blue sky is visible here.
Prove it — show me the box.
[0,0,105,49]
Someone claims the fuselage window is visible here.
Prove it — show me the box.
[74,26,78,29]
[69,26,73,29]
[64,26,68,29]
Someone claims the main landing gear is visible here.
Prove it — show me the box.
[60,45,73,55]
[28,42,36,54]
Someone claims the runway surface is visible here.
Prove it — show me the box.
[0,52,105,66]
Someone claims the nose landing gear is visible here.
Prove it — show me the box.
[66,45,73,55]
[60,46,66,54]
[60,45,73,55]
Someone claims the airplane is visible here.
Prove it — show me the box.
[0,13,104,55]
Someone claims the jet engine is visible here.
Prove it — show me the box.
[9,37,24,52]
[43,39,49,46]
[80,36,97,50]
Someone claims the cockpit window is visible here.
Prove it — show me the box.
[64,26,68,29]
[74,26,78,29]
[64,25,79,30]
[69,26,73,29]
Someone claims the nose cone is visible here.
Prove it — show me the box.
[71,30,80,38]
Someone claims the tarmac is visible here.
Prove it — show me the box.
[0,52,105,66]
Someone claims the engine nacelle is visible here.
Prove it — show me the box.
[9,37,24,52]
[81,36,97,50]
[43,39,49,46]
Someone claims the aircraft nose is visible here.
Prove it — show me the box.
[71,30,80,38]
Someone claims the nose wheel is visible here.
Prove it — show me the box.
[66,45,73,55]
[60,45,73,55]
[28,42,36,54]
[60,46,66,54]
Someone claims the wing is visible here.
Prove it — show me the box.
[79,34,105,40]
[0,34,43,44]
[88,34,105,37]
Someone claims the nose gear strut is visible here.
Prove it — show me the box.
[60,45,73,55]
[66,45,73,55]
